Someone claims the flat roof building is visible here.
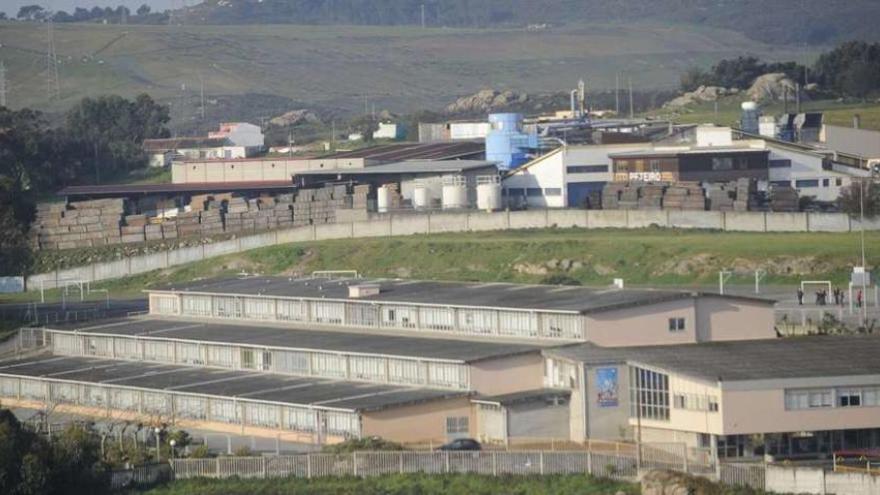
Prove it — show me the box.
[146,276,776,344]
[544,336,880,459]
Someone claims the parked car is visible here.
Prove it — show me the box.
[437,438,482,451]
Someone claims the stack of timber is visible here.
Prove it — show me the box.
[29,199,125,249]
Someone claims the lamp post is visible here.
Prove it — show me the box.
[169,439,177,460]
[155,427,161,462]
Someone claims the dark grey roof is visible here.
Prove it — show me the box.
[0,355,465,412]
[149,276,773,314]
[47,317,543,362]
[474,388,570,406]
[545,336,880,382]
[293,160,496,176]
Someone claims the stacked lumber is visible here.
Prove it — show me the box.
[706,184,735,211]
[733,178,760,211]
[601,183,625,209]
[637,184,665,210]
[29,199,125,250]
[769,186,799,212]
[662,182,706,210]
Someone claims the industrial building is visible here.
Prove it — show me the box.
[145,276,776,344]
[544,336,880,459]
[145,122,265,167]
[0,275,779,446]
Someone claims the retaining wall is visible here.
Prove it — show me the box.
[766,466,880,495]
[27,209,872,289]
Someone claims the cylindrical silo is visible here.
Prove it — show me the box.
[476,175,502,211]
[442,176,468,210]
[412,182,429,210]
[377,185,391,213]
[740,101,760,135]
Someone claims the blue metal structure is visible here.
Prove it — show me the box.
[485,113,539,170]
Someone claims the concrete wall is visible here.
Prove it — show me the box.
[361,396,473,443]
[695,297,777,342]
[583,363,630,440]
[585,298,698,347]
[469,353,545,396]
[507,400,570,438]
[27,209,871,289]
[766,465,880,495]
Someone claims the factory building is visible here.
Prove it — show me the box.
[502,143,650,208]
[544,336,880,459]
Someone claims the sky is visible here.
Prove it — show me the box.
[0,0,174,16]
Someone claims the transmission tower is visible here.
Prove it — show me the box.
[0,61,7,108]
[46,19,61,101]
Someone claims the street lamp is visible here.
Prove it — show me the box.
[154,427,161,462]
[169,439,177,460]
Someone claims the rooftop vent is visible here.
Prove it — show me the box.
[349,284,381,298]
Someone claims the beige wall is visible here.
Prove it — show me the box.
[586,299,698,346]
[469,353,545,396]
[696,297,776,342]
[172,157,367,184]
[722,388,880,435]
[629,373,724,437]
[361,396,473,443]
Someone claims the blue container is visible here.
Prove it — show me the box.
[486,113,538,170]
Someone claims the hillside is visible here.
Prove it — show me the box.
[0,20,817,121]
[181,0,880,46]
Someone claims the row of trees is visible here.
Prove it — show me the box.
[13,4,162,24]
[0,94,170,276]
[681,42,880,99]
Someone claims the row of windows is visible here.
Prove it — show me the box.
[2,377,360,436]
[785,386,880,410]
[630,366,670,421]
[50,331,469,389]
[673,392,719,412]
[166,294,584,340]
[567,165,609,174]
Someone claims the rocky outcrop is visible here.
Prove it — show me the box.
[663,85,737,109]
[269,109,321,127]
[445,88,529,114]
[641,470,694,495]
[747,72,805,102]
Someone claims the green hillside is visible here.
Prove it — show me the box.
[0,21,818,119]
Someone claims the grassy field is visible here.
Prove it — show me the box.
[0,20,819,119]
[138,473,639,495]
[7,227,879,303]
[649,96,880,131]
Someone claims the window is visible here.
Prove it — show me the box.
[711,157,733,171]
[649,159,661,172]
[785,389,832,409]
[668,317,686,332]
[836,178,843,186]
[770,180,792,187]
[567,165,609,174]
[526,188,543,197]
[795,179,819,188]
[673,392,720,412]
[839,389,862,407]
[446,416,469,435]
[629,367,670,421]
[769,159,791,168]
[544,188,562,197]
[822,179,830,187]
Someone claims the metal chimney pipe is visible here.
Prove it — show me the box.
[570,90,578,118]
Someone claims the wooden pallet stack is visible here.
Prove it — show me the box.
[662,182,706,210]
[706,184,735,211]
[733,178,760,212]
[30,199,125,249]
[601,183,625,209]
[769,186,799,212]
[617,184,640,210]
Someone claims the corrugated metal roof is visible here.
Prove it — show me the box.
[58,181,296,197]
[294,160,496,176]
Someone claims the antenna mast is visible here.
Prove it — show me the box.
[0,61,7,108]
[47,18,61,101]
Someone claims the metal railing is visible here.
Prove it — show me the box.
[169,450,768,489]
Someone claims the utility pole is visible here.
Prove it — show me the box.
[199,74,206,121]
[421,4,426,29]
[0,61,7,108]
[628,77,634,119]
[615,73,620,115]
[46,18,61,101]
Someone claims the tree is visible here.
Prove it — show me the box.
[136,4,151,16]
[0,12,8,20]
[16,5,45,21]
[838,180,880,218]
[65,94,170,181]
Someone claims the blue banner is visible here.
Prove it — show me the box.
[596,367,619,407]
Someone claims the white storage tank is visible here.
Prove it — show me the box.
[441,176,468,210]
[377,185,391,213]
[412,182,430,210]
[476,175,502,211]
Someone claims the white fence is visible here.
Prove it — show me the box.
[169,450,766,489]
[28,209,877,289]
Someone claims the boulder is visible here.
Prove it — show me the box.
[747,73,806,102]
[641,470,693,495]
[445,88,529,114]
[662,85,732,109]
[269,109,321,127]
